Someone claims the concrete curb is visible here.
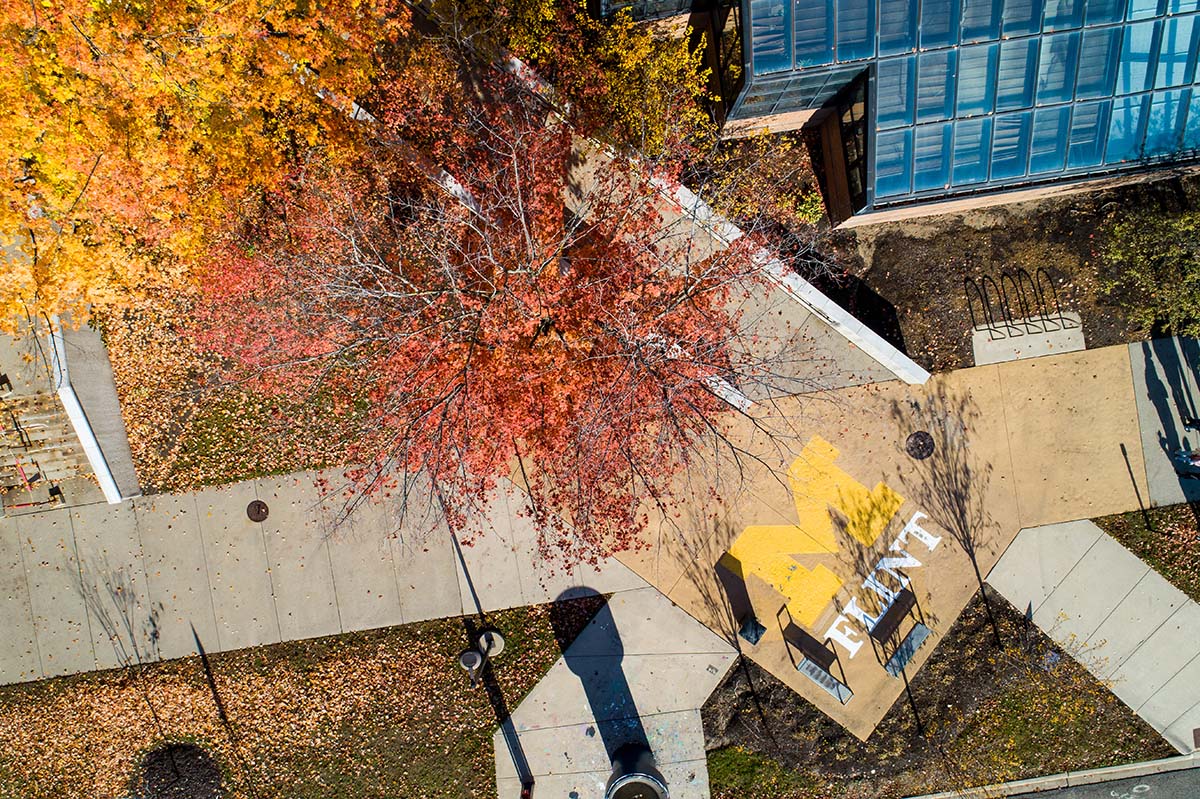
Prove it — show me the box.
[905,751,1200,798]
[655,180,932,387]
[48,321,125,504]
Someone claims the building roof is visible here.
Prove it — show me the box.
[736,0,1200,210]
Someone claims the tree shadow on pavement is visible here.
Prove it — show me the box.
[888,390,1002,646]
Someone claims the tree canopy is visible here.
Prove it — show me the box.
[0,0,406,327]
[4,0,796,560]
[196,71,756,560]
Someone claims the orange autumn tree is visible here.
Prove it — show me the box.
[196,74,765,562]
[0,0,407,328]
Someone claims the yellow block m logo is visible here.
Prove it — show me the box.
[727,437,904,627]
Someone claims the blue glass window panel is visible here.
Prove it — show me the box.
[913,123,954,191]
[1126,0,1163,20]
[960,0,1002,42]
[1038,32,1080,105]
[920,0,960,48]
[1118,21,1159,95]
[795,0,835,66]
[957,43,999,116]
[990,112,1033,180]
[952,118,993,184]
[1156,16,1198,89]
[750,0,793,74]
[917,51,958,122]
[879,0,918,56]
[776,74,830,111]
[875,129,914,197]
[837,0,876,62]
[1105,94,1147,162]
[1068,100,1111,167]
[1185,90,1200,149]
[1170,0,1200,12]
[877,57,917,127]
[1144,89,1187,155]
[1076,28,1122,99]
[1043,0,1085,30]
[996,40,1039,111]
[1030,106,1072,173]
[1002,0,1044,36]
[1086,0,1125,23]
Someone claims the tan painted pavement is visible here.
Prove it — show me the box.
[616,343,1151,740]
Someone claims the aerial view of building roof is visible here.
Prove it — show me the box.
[729,0,1200,217]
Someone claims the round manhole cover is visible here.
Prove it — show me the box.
[246,500,269,522]
[905,431,935,460]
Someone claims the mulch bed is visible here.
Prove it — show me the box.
[842,172,1200,373]
[702,587,1173,799]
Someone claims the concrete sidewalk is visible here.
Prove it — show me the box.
[988,520,1200,753]
[492,586,736,799]
[1129,337,1200,507]
[0,472,646,683]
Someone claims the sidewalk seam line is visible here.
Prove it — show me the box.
[313,485,347,634]
[65,509,100,671]
[1135,647,1200,713]
[1160,691,1200,734]
[1083,563,1152,643]
[1126,344,1156,511]
[193,494,223,651]
[253,481,284,644]
[1103,596,1191,680]
[498,757,710,781]
[510,706,710,736]
[10,520,45,679]
[1031,529,1105,619]
[130,500,158,662]
[994,364,1026,531]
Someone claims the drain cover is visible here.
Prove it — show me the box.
[246,500,269,522]
[905,431,935,460]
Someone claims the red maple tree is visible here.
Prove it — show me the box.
[197,70,766,562]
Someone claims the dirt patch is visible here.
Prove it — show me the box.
[137,744,222,799]
[702,588,1173,799]
[845,172,1200,373]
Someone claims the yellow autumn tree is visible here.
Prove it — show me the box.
[0,0,408,330]
[428,1,715,155]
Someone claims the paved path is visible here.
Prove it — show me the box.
[988,520,1200,753]
[1128,337,1200,507]
[492,586,736,799]
[617,341,1157,740]
[0,472,647,683]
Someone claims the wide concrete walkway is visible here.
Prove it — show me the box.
[988,520,1200,753]
[1129,337,1200,507]
[0,472,647,683]
[493,586,736,799]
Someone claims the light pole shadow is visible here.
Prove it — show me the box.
[549,588,664,792]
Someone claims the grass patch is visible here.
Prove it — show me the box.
[0,597,605,799]
[707,746,819,798]
[1093,503,1200,602]
[703,589,1172,799]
